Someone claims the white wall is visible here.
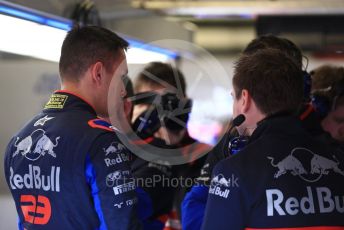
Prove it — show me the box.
[0,59,60,229]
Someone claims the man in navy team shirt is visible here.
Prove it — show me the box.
[202,48,344,229]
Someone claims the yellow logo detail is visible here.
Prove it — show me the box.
[44,94,68,109]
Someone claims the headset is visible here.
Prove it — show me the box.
[310,92,331,119]
[131,92,192,138]
[222,114,250,157]
[311,79,344,119]
[281,38,313,104]
[303,70,312,103]
[228,136,250,156]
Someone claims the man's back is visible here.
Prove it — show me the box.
[202,115,344,229]
[4,91,141,229]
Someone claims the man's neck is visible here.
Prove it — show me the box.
[244,113,266,136]
[60,82,96,110]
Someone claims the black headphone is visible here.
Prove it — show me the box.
[311,79,344,118]
[131,92,192,138]
[228,136,249,156]
[222,114,249,157]
[303,70,312,102]
[282,38,312,103]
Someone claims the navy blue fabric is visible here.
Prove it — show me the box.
[136,187,153,221]
[4,92,142,230]
[181,133,232,230]
[181,185,208,230]
[202,116,344,230]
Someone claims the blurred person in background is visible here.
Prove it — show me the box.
[310,65,344,147]
[321,79,344,146]
[133,62,211,230]
[115,76,175,230]
[310,65,344,92]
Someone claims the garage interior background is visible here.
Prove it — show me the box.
[1,1,344,228]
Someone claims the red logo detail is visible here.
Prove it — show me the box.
[20,195,51,225]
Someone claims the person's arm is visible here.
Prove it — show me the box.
[182,184,208,230]
[181,136,229,230]
[86,134,142,230]
[201,160,247,230]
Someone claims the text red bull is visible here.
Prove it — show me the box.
[9,165,60,192]
[266,186,344,216]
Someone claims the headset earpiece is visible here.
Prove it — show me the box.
[227,136,249,156]
[132,107,161,139]
[311,93,331,119]
[303,71,312,102]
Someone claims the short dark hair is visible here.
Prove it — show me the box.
[59,25,129,81]
[310,65,344,92]
[233,48,304,115]
[243,35,303,69]
[135,62,187,96]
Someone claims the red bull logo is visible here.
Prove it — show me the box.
[12,129,60,161]
[9,165,60,192]
[266,186,344,216]
[268,147,344,183]
[209,174,238,199]
[103,142,126,156]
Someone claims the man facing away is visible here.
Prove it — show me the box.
[202,49,344,229]
[4,26,142,230]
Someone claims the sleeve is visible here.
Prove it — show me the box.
[181,185,209,230]
[86,133,142,230]
[135,187,153,221]
[180,138,228,230]
[132,161,174,218]
[197,138,227,186]
[201,160,247,230]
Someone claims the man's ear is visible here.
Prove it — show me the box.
[123,99,133,120]
[90,62,104,86]
[241,89,251,113]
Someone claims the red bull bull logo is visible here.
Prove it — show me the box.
[12,129,60,161]
[209,174,238,199]
[268,147,344,183]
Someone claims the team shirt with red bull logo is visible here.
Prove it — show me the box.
[201,115,344,230]
[4,91,142,230]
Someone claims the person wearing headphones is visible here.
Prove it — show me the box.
[182,35,313,230]
[310,66,344,148]
[201,48,344,229]
[321,79,344,146]
[115,76,175,230]
[132,62,211,230]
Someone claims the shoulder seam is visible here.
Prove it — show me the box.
[88,119,115,132]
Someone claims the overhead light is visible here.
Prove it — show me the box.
[0,13,69,62]
[0,1,177,64]
[124,37,178,64]
[132,0,344,17]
